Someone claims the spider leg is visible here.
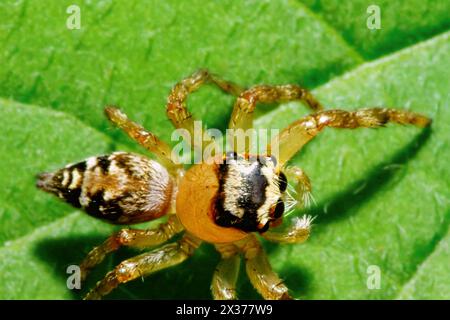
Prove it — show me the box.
[285,166,313,208]
[211,244,241,300]
[262,215,312,244]
[239,235,292,300]
[229,84,323,131]
[104,106,180,171]
[228,85,323,153]
[80,215,183,281]
[84,233,201,300]
[166,69,243,153]
[271,108,431,166]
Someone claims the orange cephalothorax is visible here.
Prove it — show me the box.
[176,153,287,243]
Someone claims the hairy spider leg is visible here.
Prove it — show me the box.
[105,106,180,172]
[211,243,241,300]
[228,84,323,153]
[84,233,201,300]
[271,108,432,166]
[79,215,183,281]
[238,235,292,300]
[166,69,244,155]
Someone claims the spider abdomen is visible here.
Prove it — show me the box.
[37,152,173,224]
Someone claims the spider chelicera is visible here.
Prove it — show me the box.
[37,70,431,299]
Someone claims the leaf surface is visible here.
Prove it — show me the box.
[0,0,448,299]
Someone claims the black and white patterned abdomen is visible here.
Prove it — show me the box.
[37,152,173,224]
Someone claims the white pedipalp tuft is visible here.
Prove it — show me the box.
[292,214,316,231]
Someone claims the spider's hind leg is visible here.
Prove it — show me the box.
[84,233,201,300]
[80,215,183,282]
[104,107,180,172]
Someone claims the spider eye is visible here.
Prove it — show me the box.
[273,199,285,219]
[258,222,270,233]
[278,172,287,192]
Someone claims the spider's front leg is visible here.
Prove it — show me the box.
[228,84,323,153]
[229,84,323,132]
[211,243,241,300]
[84,233,201,300]
[272,108,431,166]
[80,215,184,281]
[239,235,292,300]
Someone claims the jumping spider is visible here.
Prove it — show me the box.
[37,70,431,299]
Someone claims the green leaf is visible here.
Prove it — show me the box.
[301,0,450,59]
[396,228,450,300]
[0,0,448,299]
[0,0,361,147]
